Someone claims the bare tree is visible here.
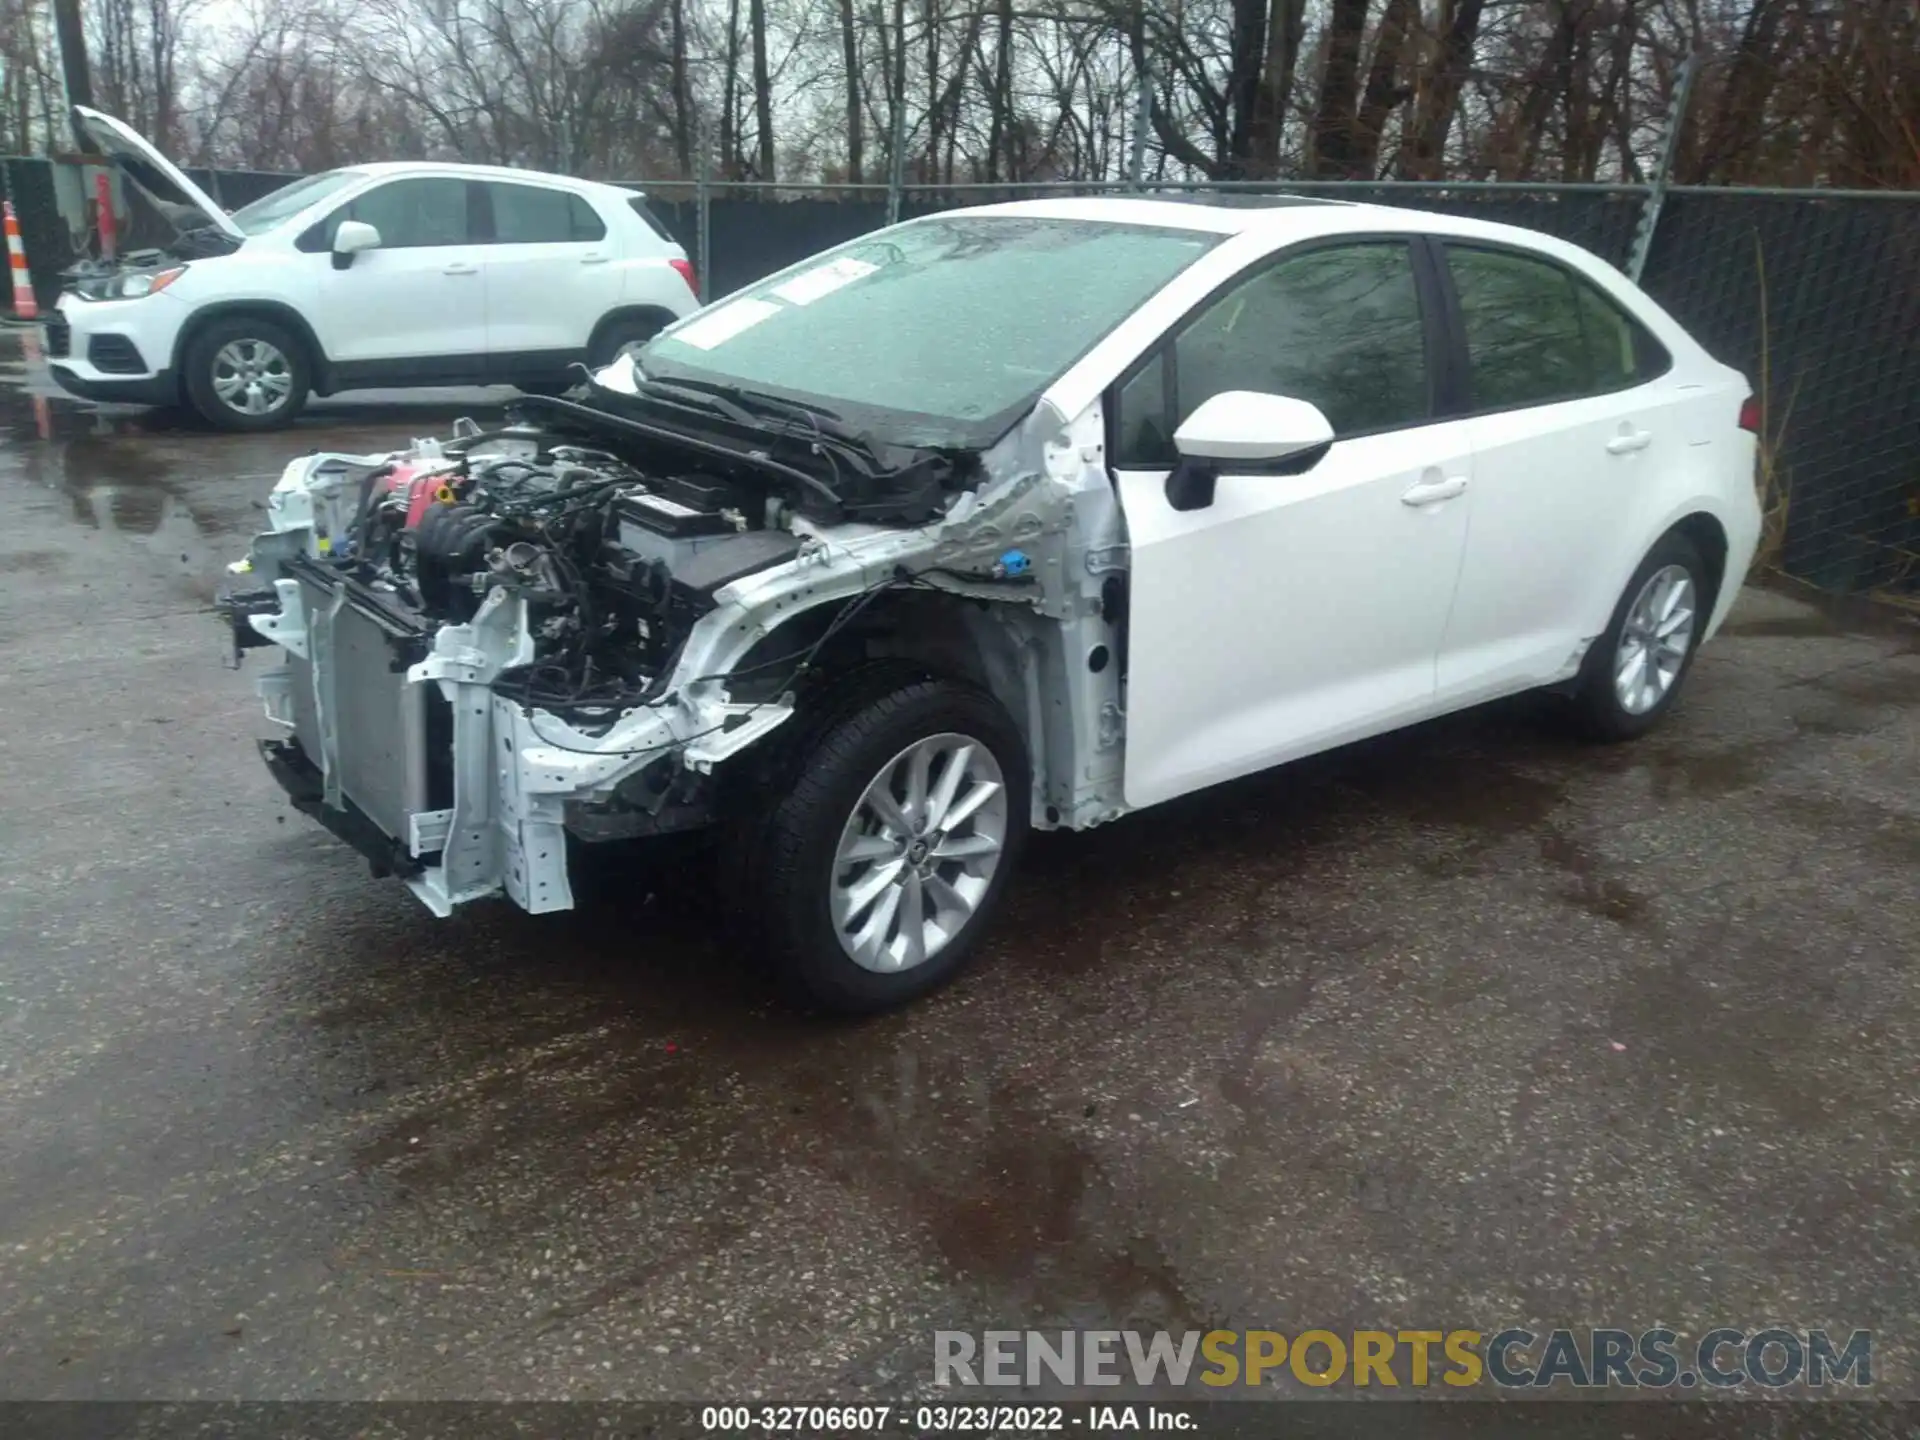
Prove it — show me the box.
[3,0,1910,202]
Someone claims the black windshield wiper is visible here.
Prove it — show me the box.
[514,393,847,516]
[640,375,874,451]
[634,376,762,429]
[173,223,241,256]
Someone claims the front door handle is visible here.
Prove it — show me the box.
[443,262,479,276]
[1606,428,1653,455]
[580,252,609,265]
[1402,475,1469,507]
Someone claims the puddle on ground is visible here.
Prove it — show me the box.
[1537,829,1657,931]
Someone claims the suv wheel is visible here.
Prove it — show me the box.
[1565,531,1708,741]
[589,314,667,369]
[725,676,1029,1013]
[184,317,310,431]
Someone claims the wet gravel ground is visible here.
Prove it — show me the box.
[0,328,1916,1406]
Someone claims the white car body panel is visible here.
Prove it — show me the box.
[310,235,492,363]
[1004,196,1758,813]
[482,234,601,353]
[1116,419,1476,810]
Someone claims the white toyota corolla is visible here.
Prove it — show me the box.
[220,196,1761,1010]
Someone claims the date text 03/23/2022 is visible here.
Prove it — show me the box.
[699,1404,1193,1432]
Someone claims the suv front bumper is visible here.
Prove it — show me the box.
[47,360,177,406]
[44,292,186,407]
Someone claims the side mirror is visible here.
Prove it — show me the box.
[1166,391,1336,511]
[331,220,381,269]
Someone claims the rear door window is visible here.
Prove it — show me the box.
[486,183,607,243]
[1444,243,1669,411]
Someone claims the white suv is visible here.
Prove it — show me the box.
[219,198,1761,1012]
[45,107,700,430]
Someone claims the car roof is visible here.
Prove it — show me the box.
[344,160,641,197]
[941,194,1607,266]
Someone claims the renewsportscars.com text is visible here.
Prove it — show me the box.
[934,1327,1873,1390]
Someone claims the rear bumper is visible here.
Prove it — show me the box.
[47,361,177,406]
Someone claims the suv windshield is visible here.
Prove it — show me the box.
[230,170,366,237]
[637,216,1220,448]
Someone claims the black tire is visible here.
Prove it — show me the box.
[182,315,310,431]
[722,674,1030,1014]
[1564,531,1709,742]
[588,313,668,369]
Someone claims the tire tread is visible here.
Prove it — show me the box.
[720,668,1026,1013]
[1564,531,1708,743]
[183,315,311,431]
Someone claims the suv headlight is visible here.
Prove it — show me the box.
[108,265,187,299]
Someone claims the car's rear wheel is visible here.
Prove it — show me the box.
[724,675,1029,1013]
[183,317,310,431]
[1565,531,1708,741]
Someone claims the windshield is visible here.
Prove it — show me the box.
[230,170,366,236]
[637,216,1220,447]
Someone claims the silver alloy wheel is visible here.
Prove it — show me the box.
[830,732,1008,974]
[210,338,294,416]
[1614,564,1697,715]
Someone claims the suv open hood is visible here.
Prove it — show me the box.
[74,105,245,243]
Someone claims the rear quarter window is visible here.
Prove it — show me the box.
[1577,280,1672,385]
[627,196,674,244]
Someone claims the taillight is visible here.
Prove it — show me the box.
[670,258,697,295]
[1738,395,1761,434]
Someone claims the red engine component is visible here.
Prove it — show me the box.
[382,461,459,530]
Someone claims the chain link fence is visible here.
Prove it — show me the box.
[639,178,1919,602]
[4,154,1917,601]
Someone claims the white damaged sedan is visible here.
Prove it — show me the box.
[220,196,1761,1011]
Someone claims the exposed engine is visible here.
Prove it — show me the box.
[213,378,1119,923]
[320,422,812,718]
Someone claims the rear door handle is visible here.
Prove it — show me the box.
[580,252,609,265]
[1606,429,1653,454]
[443,262,479,276]
[1401,475,1469,507]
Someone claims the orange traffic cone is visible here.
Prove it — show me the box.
[5,200,39,320]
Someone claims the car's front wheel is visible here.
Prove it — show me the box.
[726,675,1029,1013]
[1565,531,1709,741]
[183,317,310,431]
